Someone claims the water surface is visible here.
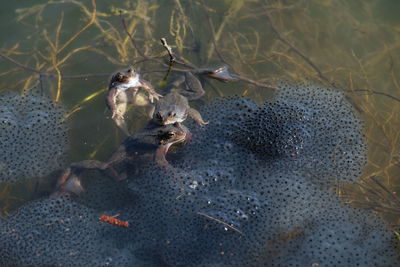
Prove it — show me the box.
[0,0,399,252]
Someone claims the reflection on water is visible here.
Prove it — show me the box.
[0,0,399,265]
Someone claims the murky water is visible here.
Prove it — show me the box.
[0,0,400,265]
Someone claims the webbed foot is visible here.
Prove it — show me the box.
[188,108,208,126]
[51,172,84,198]
[112,115,130,136]
[148,91,163,103]
[140,79,163,103]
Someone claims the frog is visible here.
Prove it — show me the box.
[52,122,189,197]
[106,67,162,135]
[153,71,208,126]
[103,121,189,168]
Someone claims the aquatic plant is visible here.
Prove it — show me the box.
[0,0,399,264]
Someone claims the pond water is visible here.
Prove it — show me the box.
[0,0,400,266]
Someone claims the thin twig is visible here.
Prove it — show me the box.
[54,64,62,102]
[120,13,146,59]
[160,38,176,63]
[39,73,46,94]
[265,11,332,86]
[58,0,97,54]
[60,73,111,78]
[0,53,41,74]
[198,1,277,90]
[196,211,244,235]
[160,37,197,69]
[199,0,235,72]
[233,75,277,89]
[370,176,400,205]
[349,89,400,103]
[160,38,175,83]
[0,53,112,79]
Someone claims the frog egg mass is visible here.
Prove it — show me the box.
[0,195,136,266]
[0,84,398,266]
[0,91,68,182]
[227,83,367,184]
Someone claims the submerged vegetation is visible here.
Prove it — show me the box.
[0,0,399,232]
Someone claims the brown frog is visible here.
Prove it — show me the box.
[106,68,162,135]
[104,121,189,169]
[52,122,189,197]
[153,71,208,126]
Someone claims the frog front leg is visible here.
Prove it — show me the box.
[188,108,208,126]
[154,144,171,167]
[72,160,124,181]
[139,79,162,103]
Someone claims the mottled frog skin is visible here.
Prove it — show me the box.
[53,122,189,197]
[105,121,189,168]
[153,71,208,126]
[106,68,162,135]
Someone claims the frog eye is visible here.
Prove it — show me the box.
[167,131,176,137]
[172,113,176,117]
[116,73,123,81]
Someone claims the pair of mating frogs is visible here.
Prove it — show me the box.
[106,64,237,134]
[106,67,208,135]
[54,67,210,196]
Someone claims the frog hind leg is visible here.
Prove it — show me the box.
[51,158,125,198]
[145,103,155,119]
[114,117,129,136]
[112,103,130,136]
[58,174,84,195]
[51,172,84,198]
[102,166,125,181]
[103,144,128,169]
[51,159,105,198]
[182,72,205,100]
[109,90,130,135]
[70,159,125,182]
[188,108,208,125]
[70,160,104,169]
